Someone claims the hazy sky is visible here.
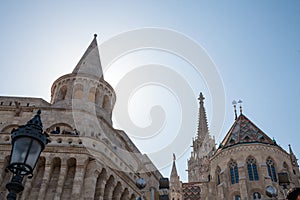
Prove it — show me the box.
[0,1,299,182]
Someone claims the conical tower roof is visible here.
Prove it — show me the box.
[72,34,103,79]
[219,114,277,150]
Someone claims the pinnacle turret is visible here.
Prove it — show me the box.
[169,154,181,197]
[289,144,299,167]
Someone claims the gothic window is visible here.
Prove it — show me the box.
[266,157,277,182]
[253,192,261,199]
[216,166,221,185]
[234,195,241,200]
[247,157,259,181]
[229,160,239,184]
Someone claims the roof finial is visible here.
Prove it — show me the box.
[94,33,97,38]
[232,100,237,120]
[238,100,243,115]
[173,153,176,161]
[198,92,205,104]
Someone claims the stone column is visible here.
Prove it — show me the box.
[20,177,33,200]
[54,160,67,200]
[108,183,116,200]
[71,164,86,200]
[0,157,6,184]
[238,164,248,200]
[98,180,107,200]
[38,158,52,200]
[83,171,97,200]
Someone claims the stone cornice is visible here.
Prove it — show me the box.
[211,143,290,166]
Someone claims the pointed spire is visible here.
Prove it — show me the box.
[72,34,103,79]
[170,153,180,190]
[197,92,209,141]
[171,153,178,178]
[289,144,299,167]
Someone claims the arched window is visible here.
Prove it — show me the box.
[253,192,261,199]
[247,157,259,181]
[88,87,96,103]
[266,157,277,182]
[229,160,239,184]
[102,95,110,111]
[283,162,288,170]
[57,85,67,101]
[234,195,241,200]
[73,84,83,99]
[216,166,221,185]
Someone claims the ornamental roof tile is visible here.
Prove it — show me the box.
[219,114,277,150]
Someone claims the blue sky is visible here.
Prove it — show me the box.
[0,1,299,182]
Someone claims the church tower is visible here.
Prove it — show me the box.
[188,92,215,182]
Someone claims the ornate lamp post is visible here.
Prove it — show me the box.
[5,110,49,200]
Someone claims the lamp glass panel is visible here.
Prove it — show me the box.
[10,137,31,164]
[25,139,42,169]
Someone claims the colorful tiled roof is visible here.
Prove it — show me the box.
[219,114,277,150]
[182,183,201,200]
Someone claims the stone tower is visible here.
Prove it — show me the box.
[187,92,215,182]
[0,35,162,200]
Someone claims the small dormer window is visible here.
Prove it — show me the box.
[258,135,265,141]
[244,136,250,141]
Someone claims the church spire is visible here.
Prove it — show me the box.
[197,92,209,142]
[72,34,103,79]
[289,144,299,167]
[171,153,179,179]
[170,153,181,194]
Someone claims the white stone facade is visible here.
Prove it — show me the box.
[0,36,162,200]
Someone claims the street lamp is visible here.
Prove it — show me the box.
[266,185,278,199]
[136,177,146,200]
[5,110,49,200]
